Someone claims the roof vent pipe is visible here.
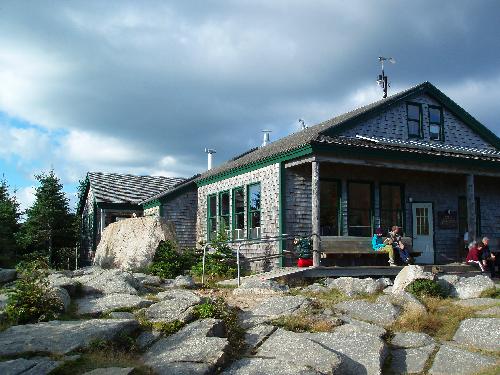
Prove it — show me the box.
[299,119,307,130]
[261,130,272,147]
[205,148,216,170]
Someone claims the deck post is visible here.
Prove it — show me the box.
[312,161,320,266]
[466,174,477,241]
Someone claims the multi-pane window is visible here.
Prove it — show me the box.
[380,184,404,231]
[428,105,443,141]
[320,180,340,236]
[348,182,372,237]
[407,103,422,138]
[218,191,230,235]
[207,194,217,241]
[232,188,245,240]
[248,183,261,239]
[415,207,429,235]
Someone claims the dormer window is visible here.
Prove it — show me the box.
[406,103,422,138]
[428,105,443,141]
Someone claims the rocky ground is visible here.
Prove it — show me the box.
[0,266,498,375]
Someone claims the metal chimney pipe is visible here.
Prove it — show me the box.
[204,148,216,170]
[262,130,272,147]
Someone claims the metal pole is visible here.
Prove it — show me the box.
[201,244,209,286]
[237,243,243,286]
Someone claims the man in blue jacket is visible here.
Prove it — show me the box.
[372,227,396,266]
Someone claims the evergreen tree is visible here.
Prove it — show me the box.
[0,178,21,266]
[18,171,76,266]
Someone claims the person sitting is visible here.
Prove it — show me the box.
[466,241,485,272]
[372,227,396,266]
[481,237,497,278]
[389,226,411,264]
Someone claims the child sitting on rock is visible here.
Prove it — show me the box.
[466,241,485,272]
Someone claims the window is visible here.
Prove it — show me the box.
[247,183,261,239]
[320,180,340,236]
[232,187,245,240]
[407,103,422,138]
[458,197,481,237]
[380,184,404,231]
[207,194,217,241]
[428,105,443,141]
[348,182,373,237]
[218,191,230,236]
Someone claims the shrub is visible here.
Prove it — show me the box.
[5,258,63,324]
[405,279,445,298]
[148,241,199,279]
[191,231,236,280]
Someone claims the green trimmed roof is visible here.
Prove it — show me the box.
[197,82,500,185]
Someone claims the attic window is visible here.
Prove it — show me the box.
[407,103,422,138]
[428,105,444,141]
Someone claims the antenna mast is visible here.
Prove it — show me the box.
[377,56,395,98]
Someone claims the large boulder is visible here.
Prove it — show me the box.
[453,318,500,350]
[392,265,435,294]
[0,319,138,356]
[429,344,496,375]
[142,319,229,375]
[325,277,387,297]
[93,216,176,272]
[73,268,141,295]
[377,291,427,314]
[390,344,436,375]
[441,275,495,299]
[144,290,203,324]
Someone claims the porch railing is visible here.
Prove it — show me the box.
[201,233,321,286]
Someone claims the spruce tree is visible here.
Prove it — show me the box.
[0,178,20,266]
[19,170,76,266]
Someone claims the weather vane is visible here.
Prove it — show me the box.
[377,56,396,98]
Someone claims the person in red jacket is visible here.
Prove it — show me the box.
[466,241,485,272]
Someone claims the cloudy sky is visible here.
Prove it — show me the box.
[1,0,500,211]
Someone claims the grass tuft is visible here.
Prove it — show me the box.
[271,312,340,333]
[480,287,500,299]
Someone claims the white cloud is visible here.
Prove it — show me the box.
[16,186,36,213]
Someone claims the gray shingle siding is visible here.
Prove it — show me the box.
[162,188,198,249]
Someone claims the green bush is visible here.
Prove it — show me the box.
[5,258,63,324]
[406,279,445,298]
[191,231,236,280]
[148,241,199,279]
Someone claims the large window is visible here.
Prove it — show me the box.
[218,191,230,235]
[320,180,340,236]
[207,194,217,241]
[458,197,481,238]
[348,182,373,237]
[428,105,443,141]
[248,183,261,239]
[232,187,245,240]
[407,103,422,138]
[380,184,404,232]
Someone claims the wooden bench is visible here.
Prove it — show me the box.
[321,236,422,258]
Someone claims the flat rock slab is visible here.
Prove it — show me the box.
[222,357,321,375]
[453,298,500,308]
[476,305,500,316]
[0,319,138,356]
[48,273,80,296]
[325,277,386,297]
[136,331,162,351]
[440,275,495,299]
[0,357,62,375]
[76,294,153,316]
[338,316,387,338]
[391,331,435,348]
[377,291,426,314]
[335,300,401,326]
[244,324,276,354]
[143,319,229,375]
[429,344,497,375]
[391,344,436,375]
[453,318,500,350]
[257,328,343,374]
[73,268,141,295]
[308,327,388,375]
[233,279,289,296]
[144,291,202,324]
[82,368,134,375]
[252,295,309,317]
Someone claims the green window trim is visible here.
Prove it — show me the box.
[207,194,217,241]
[406,102,423,139]
[218,190,230,238]
[232,187,245,240]
[428,105,445,141]
[247,182,261,239]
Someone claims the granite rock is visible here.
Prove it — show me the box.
[429,344,496,375]
[335,300,401,326]
[392,265,435,293]
[453,318,500,350]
